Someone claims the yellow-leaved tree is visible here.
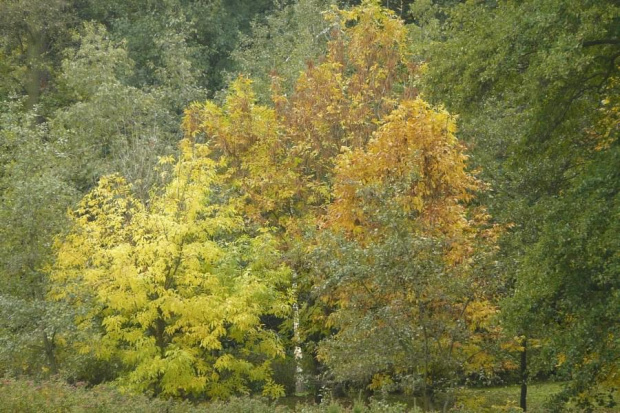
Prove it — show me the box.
[183,0,418,232]
[182,1,421,394]
[314,98,502,409]
[50,138,289,399]
[182,1,505,404]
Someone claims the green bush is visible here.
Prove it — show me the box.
[0,378,290,413]
[0,377,428,413]
[204,397,288,413]
[0,378,198,412]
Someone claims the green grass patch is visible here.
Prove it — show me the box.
[456,382,563,412]
[457,382,618,412]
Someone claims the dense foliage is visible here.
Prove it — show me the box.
[0,0,617,411]
[51,140,290,398]
[412,0,620,407]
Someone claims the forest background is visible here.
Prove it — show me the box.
[0,0,618,411]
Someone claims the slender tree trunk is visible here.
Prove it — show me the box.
[422,323,431,411]
[442,385,455,413]
[520,337,527,411]
[292,276,305,395]
[42,332,58,375]
[25,32,46,109]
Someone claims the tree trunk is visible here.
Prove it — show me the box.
[42,331,58,375]
[292,277,305,395]
[25,31,46,109]
[520,337,527,411]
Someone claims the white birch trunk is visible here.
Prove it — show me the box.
[293,277,305,394]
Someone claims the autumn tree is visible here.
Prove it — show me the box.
[51,137,290,399]
[231,0,422,102]
[0,0,283,386]
[184,0,422,392]
[184,1,502,404]
[311,99,502,410]
[186,0,418,228]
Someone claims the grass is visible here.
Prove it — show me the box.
[453,382,617,412]
[279,382,618,412]
[456,382,563,412]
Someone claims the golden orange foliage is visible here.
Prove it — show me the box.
[182,0,507,389]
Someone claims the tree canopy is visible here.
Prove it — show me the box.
[0,0,618,410]
[51,139,290,398]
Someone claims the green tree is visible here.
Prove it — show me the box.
[413,0,620,405]
[81,0,276,93]
[0,0,76,106]
[51,23,203,198]
[0,102,77,376]
[232,0,335,102]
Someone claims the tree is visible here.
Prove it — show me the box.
[188,0,419,226]
[503,83,620,408]
[0,102,77,377]
[413,0,620,406]
[80,0,277,94]
[185,1,503,404]
[231,0,423,102]
[0,17,205,380]
[185,0,423,394]
[0,0,277,386]
[0,0,76,107]
[232,0,336,102]
[50,138,290,399]
[311,99,501,409]
[51,23,203,198]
